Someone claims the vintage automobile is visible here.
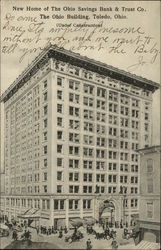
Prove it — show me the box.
[0,224,10,237]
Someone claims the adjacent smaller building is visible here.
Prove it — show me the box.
[137,145,160,243]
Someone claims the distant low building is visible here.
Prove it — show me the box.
[137,145,160,244]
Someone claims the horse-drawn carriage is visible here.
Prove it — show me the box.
[65,230,83,243]
[122,228,137,240]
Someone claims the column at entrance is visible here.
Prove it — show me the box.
[80,197,83,219]
[50,197,54,226]
[65,198,69,228]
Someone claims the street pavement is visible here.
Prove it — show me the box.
[1,226,136,249]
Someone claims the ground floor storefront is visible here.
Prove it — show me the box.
[1,194,138,229]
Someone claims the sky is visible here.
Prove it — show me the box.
[0,0,160,168]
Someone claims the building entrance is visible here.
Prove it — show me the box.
[99,200,116,227]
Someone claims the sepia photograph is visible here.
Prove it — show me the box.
[0,1,160,249]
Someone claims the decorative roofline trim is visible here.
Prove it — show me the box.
[1,44,160,103]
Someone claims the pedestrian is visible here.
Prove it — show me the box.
[58,229,63,238]
[36,226,39,234]
[12,230,18,241]
[86,238,92,250]
[64,226,68,234]
[111,239,118,250]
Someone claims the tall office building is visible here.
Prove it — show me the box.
[0,45,159,228]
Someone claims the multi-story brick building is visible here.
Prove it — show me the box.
[0,45,159,228]
[137,145,160,244]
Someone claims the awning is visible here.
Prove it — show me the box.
[0,223,9,230]
[84,217,96,225]
[69,218,84,228]
[131,214,139,218]
[18,209,40,219]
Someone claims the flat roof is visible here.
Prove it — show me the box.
[1,43,160,103]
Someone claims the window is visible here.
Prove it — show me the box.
[108,186,117,194]
[57,131,63,140]
[57,171,62,181]
[44,80,47,89]
[69,185,79,193]
[131,199,138,208]
[147,202,153,218]
[60,200,64,209]
[69,172,79,181]
[57,158,63,167]
[57,104,63,113]
[108,175,117,183]
[44,145,47,155]
[57,90,62,100]
[54,200,59,210]
[69,146,79,155]
[108,163,117,171]
[84,84,94,95]
[57,117,63,127]
[131,176,138,184]
[44,172,47,181]
[57,77,63,86]
[97,87,106,98]
[46,200,50,209]
[69,80,80,91]
[83,200,91,209]
[69,159,79,168]
[147,159,153,172]
[69,106,79,117]
[43,92,48,101]
[44,119,47,128]
[43,185,47,193]
[109,91,118,102]
[147,178,153,193]
[69,200,79,210]
[42,200,45,209]
[57,145,63,153]
[44,159,47,167]
[44,105,48,115]
[97,100,105,110]
[57,185,62,193]
[43,132,47,141]
[83,186,92,193]
[83,160,93,169]
[69,133,80,143]
[83,173,93,182]
[84,148,93,157]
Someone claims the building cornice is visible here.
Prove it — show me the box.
[137,145,161,154]
[1,44,160,103]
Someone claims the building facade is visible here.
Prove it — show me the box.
[0,45,159,228]
[137,145,160,243]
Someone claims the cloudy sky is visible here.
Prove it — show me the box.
[1,1,160,167]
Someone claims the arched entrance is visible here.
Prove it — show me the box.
[99,200,116,227]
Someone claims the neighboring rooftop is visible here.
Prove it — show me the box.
[137,145,161,154]
[1,44,160,103]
